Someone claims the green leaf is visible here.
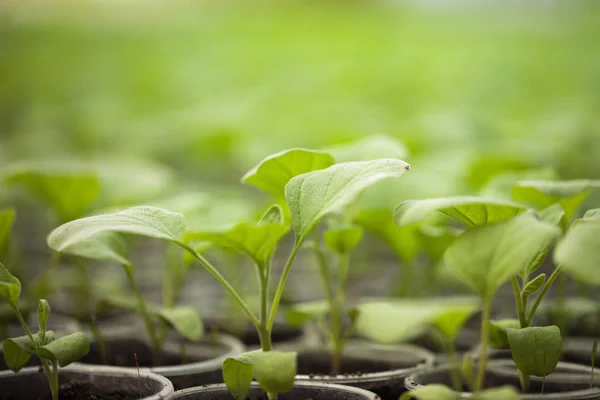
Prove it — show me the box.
[395,196,528,227]
[417,224,460,263]
[259,204,284,225]
[0,262,21,309]
[185,221,289,267]
[3,163,100,222]
[154,306,203,342]
[522,244,549,277]
[538,203,565,226]
[47,207,187,256]
[286,159,410,241]
[355,209,422,262]
[253,351,297,394]
[327,134,410,162]
[489,319,521,349]
[522,274,546,296]
[443,212,560,299]
[512,180,600,225]
[2,336,34,372]
[473,386,522,400]
[461,356,474,389]
[324,225,363,254]
[583,209,600,222]
[37,299,50,335]
[400,384,458,400]
[0,209,15,250]
[507,325,562,377]
[284,300,329,327]
[50,231,131,268]
[97,293,139,312]
[355,300,440,344]
[36,332,90,367]
[223,351,260,400]
[433,301,478,342]
[242,149,334,198]
[555,221,600,284]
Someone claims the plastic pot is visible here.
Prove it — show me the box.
[74,325,245,390]
[562,336,600,367]
[173,381,380,399]
[404,361,600,399]
[0,364,174,400]
[294,340,434,400]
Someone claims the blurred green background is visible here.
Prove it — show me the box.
[2,0,600,200]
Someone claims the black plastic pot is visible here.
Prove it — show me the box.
[0,364,174,400]
[173,381,380,399]
[562,336,600,367]
[293,341,434,400]
[405,361,600,399]
[74,325,245,390]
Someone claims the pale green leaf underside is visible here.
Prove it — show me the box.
[443,212,560,299]
[242,148,334,198]
[155,306,203,342]
[433,302,478,342]
[253,351,297,394]
[47,206,187,255]
[52,232,131,267]
[286,159,410,241]
[223,351,260,400]
[400,384,458,400]
[395,196,527,227]
[507,325,562,377]
[327,134,410,163]
[555,221,600,285]
[37,332,90,367]
[284,300,329,327]
[473,386,522,400]
[583,209,600,222]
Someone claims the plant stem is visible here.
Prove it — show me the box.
[51,360,59,400]
[180,244,260,329]
[89,318,108,365]
[257,261,273,352]
[444,339,462,392]
[267,242,302,333]
[526,267,561,326]
[512,276,526,328]
[474,296,492,392]
[519,369,530,393]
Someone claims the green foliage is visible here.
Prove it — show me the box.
[0,261,21,309]
[253,351,297,394]
[0,209,15,251]
[400,384,458,400]
[323,225,363,254]
[522,274,546,296]
[50,231,131,269]
[443,212,559,299]
[507,325,562,377]
[395,196,527,227]
[222,351,260,400]
[433,301,478,342]
[473,386,522,400]
[36,332,90,367]
[37,299,51,337]
[555,220,600,284]
[154,306,203,342]
[284,300,329,328]
[3,335,36,372]
[327,134,410,162]
[583,209,600,222]
[286,159,410,241]
[489,319,520,349]
[241,148,334,198]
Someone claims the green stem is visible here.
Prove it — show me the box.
[89,319,108,365]
[267,242,302,333]
[519,369,530,393]
[180,244,260,330]
[444,339,462,392]
[257,261,272,352]
[512,276,526,328]
[51,360,59,400]
[474,297,492,392]
[526,267,561,326]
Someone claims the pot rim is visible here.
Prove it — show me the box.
[173,381,381,399]
[0,364,174,400]
[404,362,600,399]
[294,341,435,384]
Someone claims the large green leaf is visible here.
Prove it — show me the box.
[253,351,297,394]
[0,209,15,250]
[36,332,90,367]
[554,221,600,284]
[395,196,527,227]
[241,149,334,198]
[286,159,410,241]
[417,224,460,262]
[0,262,21,309]
[284,300,329,327]
[223,351,260,400]
[443,212,560,299]
[2,163,100,222]
[47,207,187,256]
[154,306,203,342]
[327,134,410,162]
[49,231,131,268]
[400,384,458,400]
[323,225,363,254]
[512,180,600,225]
[507,325,562,377]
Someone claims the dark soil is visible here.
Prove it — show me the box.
[0,380,139,400]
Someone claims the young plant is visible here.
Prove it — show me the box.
[45,148,411,400]
[0,262,89,400]
[401,384,522,400]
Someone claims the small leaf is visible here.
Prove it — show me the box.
[323,225,363,254]
[284,301,329,327]
[259,204,284,225]
[522,244,549,277]
[522,274,546,296]
[155,306,203,342]
[443,212,560,299]
[400,384,458,400]
[489,319,521,349]
[2,336,34,372]
[37,299,50,335]
[242,149,334,198]
[223,351,260,400]
[36,332,90,367]
[47,207,187,255]
[433,302,479,342]
[473,386,522,400]
[555,221,600,284]
[327,134,410,162]
[0,262,21,309]
[253,351,297,394]
[507,325,562,377]
[0,209,15,250]
[286,159,410,241]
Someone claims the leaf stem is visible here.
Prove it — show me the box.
[267,242,302,333]
[180,243,260,329]
[512,276,526,328]
[444,339,462,392]
[526,267,561,326]
[474,296,492,392]
[257,261,272,352]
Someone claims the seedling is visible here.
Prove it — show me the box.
[591,339,598,388]
[401,384,522,400]
[0,262,89,400]
[45,149,410,400]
